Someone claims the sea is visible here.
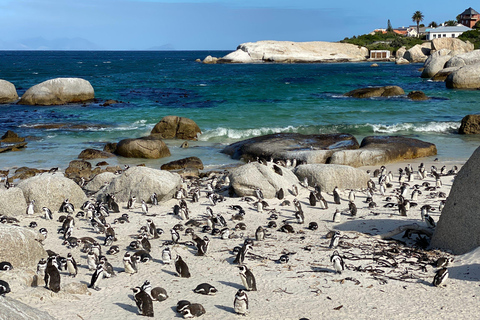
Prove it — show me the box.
[0,50,479,171]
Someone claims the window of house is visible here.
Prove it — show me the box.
[452,34,455,37]
[443,34,446,37]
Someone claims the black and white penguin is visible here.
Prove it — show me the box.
[44,256,61,293]
[171,228,180,243]
[0,280,10,295]
[141,280,168,301]
[0,261,13,271]
[291,184,299,197]
[293,198,302,213]
[146,219,159,239]
[87,251,98,271]
[329,231,340,249]
[88,262,104,291]
[309,191,317,206]
[26,199,35,215]
[295,210,305,224]
[276,188,284,200]
[66,253,77,277]
[348,190,356,202]
[234,289,249,315]
[193,283,218,295]
[433,267,449,287]
[127,196,136,209]
[123,252,138,274]
[141,200,148,215]
[333,187,341,205]
[176,300,192,314]
[238,265,257,291]
[106,245,120,255]
[59,199,75,214]
[425,213,436,229]
[255,226,265,241]
[175,255,191,278]
[194,236,210,256]
[37,258,47,278]
[38,227,48,244]
[436,257,454,268]
[150,193,158,206]
[233,241,253,265]
[43,207,53,220]
[318,195,328,210]
[162,247,172,264]
[141,235,151,253]
[279,254,289,264]
[132,287,154,317]
[348,201,357,216]
[255,187,264,200]
[330,250,345,274]
[182,303,206,318]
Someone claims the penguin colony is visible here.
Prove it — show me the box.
[0,161,460,318]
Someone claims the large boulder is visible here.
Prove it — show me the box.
[431,38,474,53]
[150,116,201,140]
[78,148,115,160]
[0,225,47,269]
[329,136,437,167]
[64,160,94,181]
[458,114,480,134]
[421,49,454,78]
[344,86,405,98]
[294,164,369,191]
[445,50,480,68]
[229,162,299,198]
[161,157,204,171]
[430,66,460,81]
[431,146,480,254]
[18,78,94,106]
[222,133,359,164]
[96,166,181,202]
[0,80,18,103]
[445,64,480,89]
[218,41,369,63]
[115,136,171,159]
[396,46,407,59]
[16,173,87,213]
[407,91,429,101]
[0,187,27,217]
[83,172,116,193]
[404,43,431,63]
[0,296,57,320]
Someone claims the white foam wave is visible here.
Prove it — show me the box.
[199,126,297,141]
[370,122,459,133]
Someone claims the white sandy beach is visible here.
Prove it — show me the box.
[3,158,479,320]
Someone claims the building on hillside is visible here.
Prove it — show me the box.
[393,26,418,37]
[369,50,391,60]
[458,7,479,28]
[426,25,472,40]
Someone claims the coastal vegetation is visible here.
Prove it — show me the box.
[340,32,424,53]
[458,21,480,49]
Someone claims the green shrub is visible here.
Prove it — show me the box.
[340,32,425,52]
[459,30,480,49]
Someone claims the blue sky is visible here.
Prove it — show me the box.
[0,0,475,50]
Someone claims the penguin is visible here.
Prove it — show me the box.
[29,221,37,228]
[141,280,168,301]
[26,199,35,215]
[333,187,341,205]
[309,192,317,206]
[175,255,191,278]
[330,250,345,274]
[193,236,209,256]
[176,300,191,314]
[234,289,249,315]
[220,227,230,240]
[123,252,138,274]
[255,187,264,200]
[348,190,356,202]
[59,199,75,214]
[233,241,253,265]
[425,214,436,229]
[308,222,318,231]
[291,184,298,197]
[332,209,339,223]
[0,280,10,296]
[43,207,53,220]
[87,251,98,271]
[329,231,340,249]
[99,256,115,278]
[44,256,61,293]
[127,196,136,209]
[193,283,218,295]
[318,195,328,210]
[433,267,449,287]
[0,261,13,271]
[348,201,357,216]
[293,198,302,212]
[146,219,159,239]
[141,235,151,252]
[279,254,289,264]
[276,188,284,200]
[132,287,154,317]
[88,262,104,291]
[182,303,206,318]
[255,226,265,241]
[66,253,78,277]
[238,265,257,291]
[38,227,48,244]
[37,258,47,278]
[295,210,305,224]
[106,245,120,255]
[141,200,148,215]
[150,193,158,206]
[171,228,180,243]
[162,247,172,264]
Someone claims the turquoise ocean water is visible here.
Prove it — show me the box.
[0,50,479,170]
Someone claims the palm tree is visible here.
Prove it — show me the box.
[412,11,425,36]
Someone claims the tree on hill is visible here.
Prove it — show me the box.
[387,19,393,32]
[429,21,438,28]
[412,11,424,36]
[444,20,457,26]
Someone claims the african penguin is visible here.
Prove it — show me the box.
[330,250,345,274]
[88,262,104,291]
[193,283,218,295]
[433,267,449,287]
[132,287,154,317]
[238,265,257,291]
[234,289,249,315]
[44,256,61,293]
[175,255,191,278]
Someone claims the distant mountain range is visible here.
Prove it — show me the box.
[0,37,176,51]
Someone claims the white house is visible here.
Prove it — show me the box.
[426,25,472,40]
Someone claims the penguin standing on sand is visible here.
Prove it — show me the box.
[330,250,345,274]
[234,289,249,315]
[88,262,104,291]
[124,252,138,274]
[141,200,148,215]
[44,256,61,293]
[175,255,191,278]
[132,287,154,317]
[66,253,78,277]
[329,231,341,249]
[233,241,253,265]
[26,200,35,215]
[162,247,172,264]
[127,196,136,209]
[238,265,257,291]
[433,268,449,287]
[43,207,53,220]
[255,226,265,241]
[146,219,159,239]
[333,187,341,205]
[309,192,317,206]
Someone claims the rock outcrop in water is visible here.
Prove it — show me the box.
[151,116,202,140]
[343,86,405,98]
[18,78,94,106]
[205,41,368,63]
[458,114,480,134]
[115,136,171,159]
[0,79,18,103]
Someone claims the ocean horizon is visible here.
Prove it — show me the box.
[0,50,479,171]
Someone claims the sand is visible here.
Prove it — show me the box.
[3,158,479,320]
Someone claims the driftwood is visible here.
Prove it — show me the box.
[373,223,433,240]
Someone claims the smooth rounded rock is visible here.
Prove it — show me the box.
[161,157,204,171]
[0,296,57,320]
[150,116,201,140]
[407,91,429,101]
[294,164,369,191]
[115,136,171,159]
[0,187,27,217]
[0,80,18,103]
[458,114,480,134]
[0,225,47,269]
[446,64,480,89]
[18,78,94,106]
[84,172,116,193]
[344,86,404,98]
[78,148,115,160]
